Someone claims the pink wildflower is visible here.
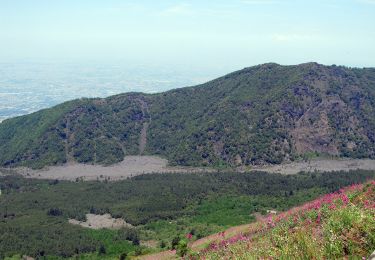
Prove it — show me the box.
[341,193,349,205]
[186,233,193,240]
[267,215,275,228]
[209,242,218,250]
[219,240,228,247]
[316,213,321,224]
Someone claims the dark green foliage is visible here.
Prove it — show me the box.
[159,240,166,248]
[119,252,127,260]
[98,244,106,255]
[47,208,63,216]
[1,63,375,168]
[171,236,180,250]
[117,228,140,246]
[0,219,98,258]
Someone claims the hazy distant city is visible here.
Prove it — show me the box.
[0,62,221,122]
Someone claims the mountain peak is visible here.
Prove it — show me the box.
[1,63,374,169]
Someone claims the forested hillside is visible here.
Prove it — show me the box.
[1,63,375,169]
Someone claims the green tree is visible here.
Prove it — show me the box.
[176,239,188,257]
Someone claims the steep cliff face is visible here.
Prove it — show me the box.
[1,63,374,168]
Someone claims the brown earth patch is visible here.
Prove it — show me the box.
[68,214,133,230]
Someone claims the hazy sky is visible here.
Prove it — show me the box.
[1,0,375,70]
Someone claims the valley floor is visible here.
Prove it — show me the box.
[5,157,375,181]
[248,158,375,175]
[10,156,214,181]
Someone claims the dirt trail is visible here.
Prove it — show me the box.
[139,251,176,260]
[139,122,148,155]
[137,99,151,155]
[63,116,74,164]
[139,211,288,259]
[190,223,253,249]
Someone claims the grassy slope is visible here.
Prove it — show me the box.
[1,63,375,169]
[197,180,375,259]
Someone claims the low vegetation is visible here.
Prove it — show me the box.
[1,170,374,259]
[196,180,375,259]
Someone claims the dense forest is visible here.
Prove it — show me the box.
[1,170,374,259]
[0,63,375,169]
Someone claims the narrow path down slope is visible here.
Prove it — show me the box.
[137,98,151,155]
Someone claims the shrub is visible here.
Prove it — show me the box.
[176,239,188,257]
[47,208,63,216]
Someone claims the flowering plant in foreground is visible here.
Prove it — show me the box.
[195,180,375,259]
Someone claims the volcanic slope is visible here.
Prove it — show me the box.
[1,63,375,169]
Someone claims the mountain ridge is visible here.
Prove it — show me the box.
[1,62,375,169]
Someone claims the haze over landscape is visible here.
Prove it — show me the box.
[1,1,375,260]
[1,0,375,122]
[0,62,219,122]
